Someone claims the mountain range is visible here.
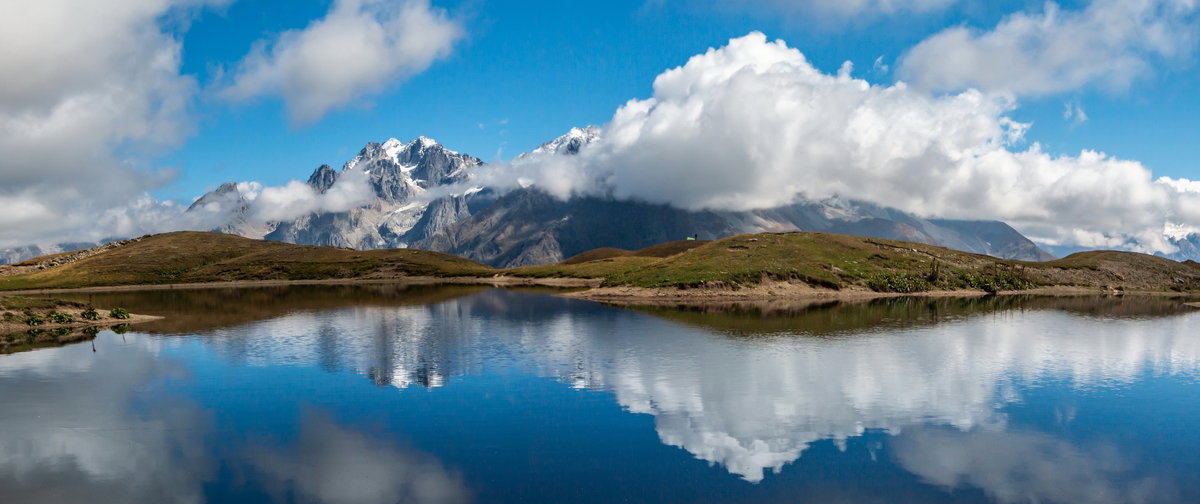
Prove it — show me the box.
[188,135,496,250]
[183,126,1055,267]
[12,126,1184,267]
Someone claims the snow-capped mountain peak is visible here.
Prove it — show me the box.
[531,125,601,156]
[347,136,455,172]
[381,138,406,163]
[568,125,601,139]
[325,136,483,204]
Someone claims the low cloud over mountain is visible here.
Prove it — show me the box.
[487,32,1200,256]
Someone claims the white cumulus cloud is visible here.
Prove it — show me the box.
[495,32,1200,254]
[221,0,463,125]
[0,0,455,251]
[0,0,229,249]
[898,0,1199,96]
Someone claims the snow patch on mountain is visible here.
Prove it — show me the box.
[530,126,601,156]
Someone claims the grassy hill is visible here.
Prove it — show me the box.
[2,231,1198,295]
[512,232,1200,293]
[558,240,711,264]
[0,232,492,291]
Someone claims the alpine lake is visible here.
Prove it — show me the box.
[2,285,1199,503]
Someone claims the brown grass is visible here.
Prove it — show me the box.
[0,231,493,291]
[559,247,632,265]
[511,232,1200,294]
[3,231,1198,297]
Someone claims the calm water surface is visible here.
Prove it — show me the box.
[2,286,1199,503]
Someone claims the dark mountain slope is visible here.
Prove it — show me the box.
[416,188,1056,268]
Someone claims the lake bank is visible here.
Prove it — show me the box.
[0,296,161,353]
[7,275,1199,307]
[0,313,161,334]
[0,275,600,296]
[563,281,1200,305]
[4,231,1199,302]
[0,298,161,333]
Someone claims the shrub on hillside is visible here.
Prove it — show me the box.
[953,271,1031,294]
[48,311,73,324]
[866,272,931,293]
[81,307,100,320]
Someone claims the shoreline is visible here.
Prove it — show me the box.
[561,282,1200,305]
[0,314,162,335]
[4,276,1197,306]
[0,275,602,296]
[1,307,162,353]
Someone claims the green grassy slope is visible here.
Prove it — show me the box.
[558,240,711,265]
[0,232,493,290]
[512,232,1200,293]
[4,231,1198,294]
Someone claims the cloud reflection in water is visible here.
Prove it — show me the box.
[167,292,1200,487]
[0,336,213,503]
[247,409,472,504]
[13,289,1199,502]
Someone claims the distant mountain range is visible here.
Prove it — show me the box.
[11,126,1172,267]
[188,135,495,250]
[1,240,124,267]
[187,126,1060,266]
[412,187,1057,267]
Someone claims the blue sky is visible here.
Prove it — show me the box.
[161,0,1198,201]
[2,0,1199,251]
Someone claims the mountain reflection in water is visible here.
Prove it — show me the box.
[4,286,1198,503]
